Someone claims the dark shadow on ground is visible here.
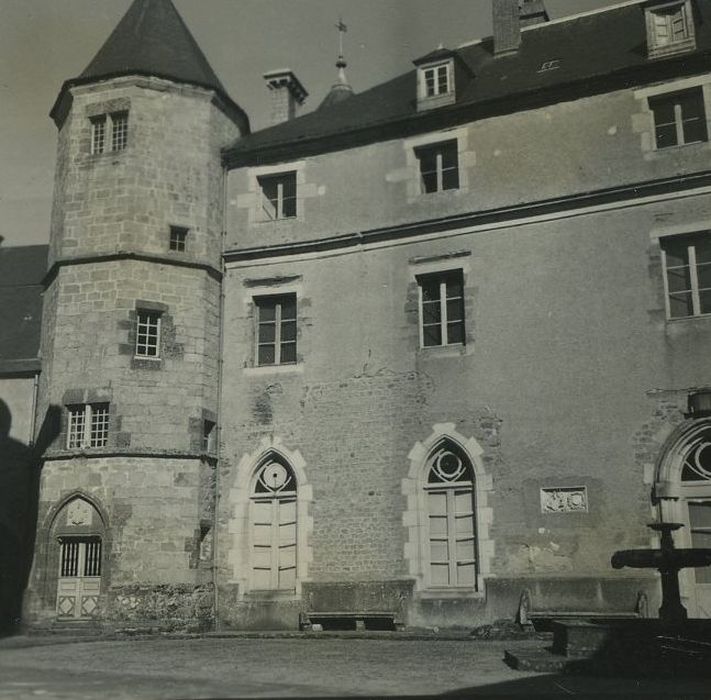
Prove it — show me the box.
[0,401,60,635]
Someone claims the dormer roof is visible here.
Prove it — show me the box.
[50,0,247,128]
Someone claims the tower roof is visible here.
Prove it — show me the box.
[50,0,247,128]
[80,0,226,93]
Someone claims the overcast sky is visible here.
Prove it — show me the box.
[0,0,624,248]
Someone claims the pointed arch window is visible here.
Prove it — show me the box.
[250,456,297,590]
[425,442,477,588]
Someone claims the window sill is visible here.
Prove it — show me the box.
[243,363,303,376]
[415,588,483,600]
[417,343,467,359]
[654,140,707,153]
[666,312,711,323]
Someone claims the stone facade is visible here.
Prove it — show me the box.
[22,0,711,631]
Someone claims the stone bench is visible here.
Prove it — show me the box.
[517,587,648,627]
[299,611,403,631]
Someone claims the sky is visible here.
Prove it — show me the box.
[0,0,625,248]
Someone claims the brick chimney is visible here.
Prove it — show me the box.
[263,69,308,125]
[493,0,521,55]
[493,0,549,55]
[520,0,549,27]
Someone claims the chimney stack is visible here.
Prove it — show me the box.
[520,0,549,28]
[493,0,521,55]
[493,0,549,55]
[263,70,308,126]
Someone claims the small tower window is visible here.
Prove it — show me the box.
[169,226,189,252]
[203,420,216,453]
[90,111,129,155]
[111,112,129,151]
[135,311,161,358]
[67,403,110,449]
[90,116,106,155]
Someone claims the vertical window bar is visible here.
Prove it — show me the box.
[689,244,701,316]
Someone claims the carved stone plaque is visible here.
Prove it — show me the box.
[540,487,588,514]
[66,499,92,526]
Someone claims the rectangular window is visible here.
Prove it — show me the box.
[89,111,129,154]
[258,172,297,220]
[66,403,109,449]
[415,141,459,193]
[169,226,188,252]
[650,88,708,149]
[418,270,465,347]
[255,294,297,366]
[423,64,450,97]
[135,311,161,358]
[111,112,129,152]
[661,233,711,319]
[90,116,106,155]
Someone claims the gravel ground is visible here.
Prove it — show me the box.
[0,636,708,698]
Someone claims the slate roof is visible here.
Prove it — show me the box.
[0,245,47,374]
[224,0,711,166]
[51,0,247,128]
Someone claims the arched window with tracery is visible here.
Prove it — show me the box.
[250,455,297,590]
[425,441,478,588]
[680,426,711,590]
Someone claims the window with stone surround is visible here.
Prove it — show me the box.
[425,442,477,588]
[90,111,129,155]
[660,233,711,319]
[258,172,297,220]
[646,1,696,59]
[169,226,188,252]
[250,456,298,590]
[417,269,465,347]
[135,310,161,358]
[650,88,708,149]
[415,140,459,194]
[255,294,297,366]
[67,404,109,449]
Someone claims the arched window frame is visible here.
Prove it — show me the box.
[402,424,494,596]
[228,438,313,599]
[249,455,298,591]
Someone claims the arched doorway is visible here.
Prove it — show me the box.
[424,440,478,589]
[656,421,711,617]
[250,455,298,591]
[50,496,105,621]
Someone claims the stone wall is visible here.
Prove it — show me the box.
[218,186,711,627]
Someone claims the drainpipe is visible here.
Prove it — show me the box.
[212,163,229,631]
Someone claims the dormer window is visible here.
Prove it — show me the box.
[423,64,451,98]
[646,1,696,59]
[414,49,459,112]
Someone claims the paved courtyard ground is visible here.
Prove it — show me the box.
[0,635,709,698]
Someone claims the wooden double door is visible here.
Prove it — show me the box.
[56,537,102,620]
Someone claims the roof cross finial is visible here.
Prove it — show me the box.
[336,18,347,59]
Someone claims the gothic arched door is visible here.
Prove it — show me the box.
[51,497,105,621]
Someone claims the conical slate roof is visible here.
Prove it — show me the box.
[79,0,226,93]
[50,0,247,128]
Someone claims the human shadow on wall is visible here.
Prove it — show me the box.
[0,400,60,636]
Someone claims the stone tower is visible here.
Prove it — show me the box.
[27,0,247,629]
